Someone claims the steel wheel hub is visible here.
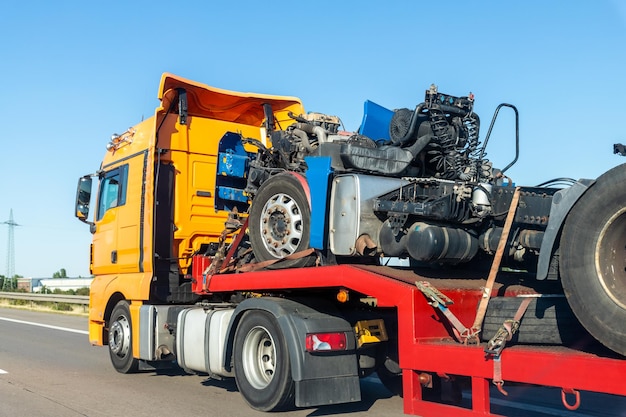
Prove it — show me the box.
[109,316,131,357]
[242,326,276,389]
[595,207,626,309]
[260,193,303,258]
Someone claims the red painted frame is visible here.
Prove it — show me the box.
[207,264,626,416]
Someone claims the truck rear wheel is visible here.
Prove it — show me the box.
[233,311,295,411]
[561,163,626,356]
[249,174,315,269]
[108,301,139,373]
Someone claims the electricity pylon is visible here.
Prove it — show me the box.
[1,209,20,289]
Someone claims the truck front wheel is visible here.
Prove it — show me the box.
[233,311,295,411]
[108,301,139,373]
[249,174,315,269]
[561,163,626,356]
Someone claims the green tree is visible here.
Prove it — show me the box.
[75,287,90,296]
[1,277,17,291]
[52,268,67,278]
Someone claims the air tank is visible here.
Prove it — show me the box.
[406,222,478,264]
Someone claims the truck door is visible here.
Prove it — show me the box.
[92,160,143,275]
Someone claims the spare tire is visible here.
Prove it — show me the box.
[481,296,588,346]
[249,173,315,269]
[560,163,626,356]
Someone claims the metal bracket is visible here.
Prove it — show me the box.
[415,281,453,307]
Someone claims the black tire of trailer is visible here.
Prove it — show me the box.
[560,163,626,356]
[233,310,295,411]
[249,173,315,269]
[108,300,139,373]
[481,297,588,346]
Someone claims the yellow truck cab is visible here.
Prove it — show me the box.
[75,74,304,348]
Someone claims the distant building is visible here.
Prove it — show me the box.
[16,278,33,292]
[16,277,93,293]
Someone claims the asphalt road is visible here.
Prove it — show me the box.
[1,307,625,417]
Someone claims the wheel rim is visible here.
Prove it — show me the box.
[259,193,304,258]
[595,207,626,309]
[109,315,131,358]
[241,326,276,389]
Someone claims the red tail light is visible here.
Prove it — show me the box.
[305,332,347,352]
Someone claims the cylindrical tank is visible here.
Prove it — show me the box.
[406,222,478,264]
[378,220,408,257]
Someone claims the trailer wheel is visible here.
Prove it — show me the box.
[249,174,315,269]
[108,301,139,373]
[234,311,295,411]
[561,163,626,356]
[481,297,587,346]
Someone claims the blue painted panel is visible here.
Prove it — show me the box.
[218,152,248,177]
[215,132,253,212]
[304,156,333,249]
[358,100,393,141]
[217,186,248,203]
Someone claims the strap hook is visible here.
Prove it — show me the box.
[561,388,581,411]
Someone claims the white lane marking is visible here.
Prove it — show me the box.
[0,369,7,374]
[0,317,88,335]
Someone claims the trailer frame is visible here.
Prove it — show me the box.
[206,264,626,416]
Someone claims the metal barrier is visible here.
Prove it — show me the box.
[0,291,89,305]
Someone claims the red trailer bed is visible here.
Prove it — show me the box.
[207,264,626,416]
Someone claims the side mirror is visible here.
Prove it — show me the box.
[75,176,93,222]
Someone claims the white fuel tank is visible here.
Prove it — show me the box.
[176,307,235,377]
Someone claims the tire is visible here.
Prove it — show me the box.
[481,297,587,346]
[233,311,295,411]
[108,301,139,373]
[561,163,626,356]
[249,174,315,269]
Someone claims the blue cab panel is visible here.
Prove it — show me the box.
[218,152,249,177]
[217,186,248,203]
[215,132,253,212]
[358,100,393,142]
[304,156,333,249]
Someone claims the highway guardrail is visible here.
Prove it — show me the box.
[0,291,89,305]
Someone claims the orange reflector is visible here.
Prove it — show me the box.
[336,289,349,303]
[305,332,347,352]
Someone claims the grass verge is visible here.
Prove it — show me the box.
[0,298,88,316]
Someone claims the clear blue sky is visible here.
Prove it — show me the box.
[1,1,625,278]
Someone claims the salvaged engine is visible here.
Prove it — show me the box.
[248,85,491,187]
[244,85,555,272]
